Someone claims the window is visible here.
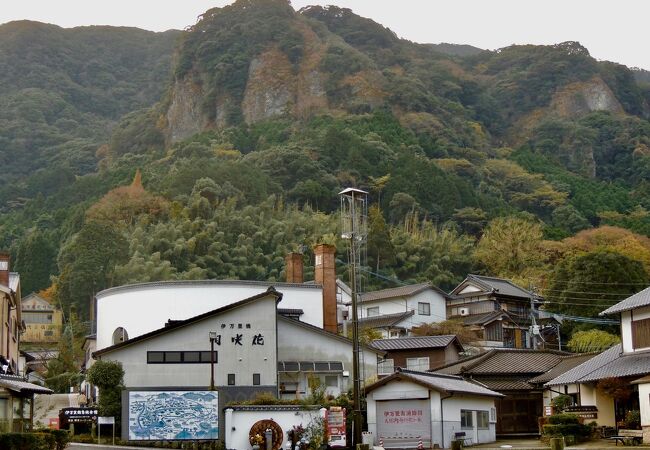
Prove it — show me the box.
[406,357,429,371]
[112,327,129,345]
[147,351,217,364]
[367,307,379,317]
[477,411,489,429]
[378,359,394,375]
[632,318,650,349]
[228,374,235,386]
[325,375,338,388]
[461,410,473,429]
[484,321,503,341]
[253,373,261,386]
[418,302,431,316]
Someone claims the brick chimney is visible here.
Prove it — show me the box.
[0,252,9,287]
[285,253,304,284]
[314,244,337,333]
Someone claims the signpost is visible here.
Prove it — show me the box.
[98,416,115,445]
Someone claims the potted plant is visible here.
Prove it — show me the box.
[250,432,264,450]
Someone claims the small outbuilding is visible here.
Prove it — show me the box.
[365,368,503,449]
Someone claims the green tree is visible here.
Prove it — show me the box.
[14,229,58,294]
[86,360,125,427]
[55,221,129,319]
[474,216,546,280]
[546,250,649,319]
[567,329,620,353]
[367,205,395,271]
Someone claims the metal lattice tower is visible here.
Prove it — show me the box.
[339,187,368,447]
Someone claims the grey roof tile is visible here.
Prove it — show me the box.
[529,354,596,384]
[475,378,535,391]
[358,311,414,328]
[360,283,446,303]
[0,375,53,394]
[545,345,622,386]
[434,349,567,375]
[367,369,503,397]
[600,286,650,315]
[371,335,458,351]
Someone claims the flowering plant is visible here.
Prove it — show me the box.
[250,433,264,446]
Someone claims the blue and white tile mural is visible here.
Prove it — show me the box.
[128,391,219,440]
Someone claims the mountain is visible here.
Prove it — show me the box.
[1,0,650,322]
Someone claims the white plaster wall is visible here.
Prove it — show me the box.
[622,306,650,354]
[442,396,496,446]
[359,289,447,328]
[277,318,381,394]
[98,296,278,388]
[224,407,324,450]
[366,379,497,448]
[580,384,615,426]
[96,282,323,350]
[639,382,650,427]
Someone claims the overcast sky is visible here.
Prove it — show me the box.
[2,0,648,70]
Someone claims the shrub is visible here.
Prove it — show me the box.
[0,432,56,450]
[548,413,580,425]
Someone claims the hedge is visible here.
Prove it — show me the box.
[0,430,70,450]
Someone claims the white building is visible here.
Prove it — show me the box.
[94,288,384,443]
[351,283,448,338]
[365,368,502,448]
[546,286,650,438]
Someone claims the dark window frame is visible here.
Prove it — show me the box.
[253,373,261,385]
[228,374,236,386]
[147,351,218,364]
[418,302,431,316]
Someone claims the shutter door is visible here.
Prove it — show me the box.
[376,399,431,448]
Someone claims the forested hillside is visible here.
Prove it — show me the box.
[2,0,650,341]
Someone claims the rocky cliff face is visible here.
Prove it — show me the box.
[550,76,624,117]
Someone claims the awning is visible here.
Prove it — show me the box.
[0,376,53,394]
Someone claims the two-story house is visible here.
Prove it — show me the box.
[373,335,463,376]
[448,275,543,349]
[21,293,63,345]
[546,286,650,439]
[351,283,448,338]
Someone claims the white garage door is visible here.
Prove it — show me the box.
[376,399,431,448]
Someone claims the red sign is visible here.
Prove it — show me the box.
[49,418,59,430]
[327,407,347,448]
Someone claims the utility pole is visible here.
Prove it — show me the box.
[340,188,368,447]
[529,284,539,350]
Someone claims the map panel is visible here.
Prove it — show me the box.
[128,391,219,440]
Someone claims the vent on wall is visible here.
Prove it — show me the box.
[459,307,470,316]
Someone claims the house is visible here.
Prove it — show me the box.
[358,311,415,339]
[372,335,464,376]
[20,293,63,344]
[0,253,52,432]
[433,348,583,436]
[0,252,22,374]
[546,285,650,438]
[93,287,384,443]
[350,283,448,337]
[365,368,503,448]
[448,275,543,349]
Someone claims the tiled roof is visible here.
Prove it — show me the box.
[580,350,650,382]
[371,335,459,351]
[434,349,568,376]
[461,274,538,299]
[358,311,414,329]
[0,375,53,394]
[546,345,622,386]
[366,369,503,397]
[476,378,536,391]
[529,353,596,384]
[359,283,446,303]
[277,308,304,316]
[462,311,510,326]
[600,286,650,315]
